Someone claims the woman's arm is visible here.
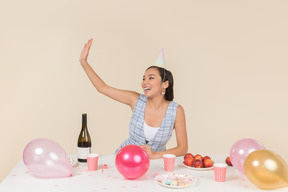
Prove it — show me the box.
[80,39,139,109]
[141,105,188,159]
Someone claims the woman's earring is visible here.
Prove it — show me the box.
[162,88,166,95]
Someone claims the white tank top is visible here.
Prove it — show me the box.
[144,122,160,143]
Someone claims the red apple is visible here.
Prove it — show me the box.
[193,159,203,168]
[184,156,195,167]
[184,153,194,160]
[226,156,233,166]
[203,156,211,161]
[203,159,213,168]
[194,154,203,161]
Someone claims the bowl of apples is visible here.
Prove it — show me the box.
[183,153,214,171]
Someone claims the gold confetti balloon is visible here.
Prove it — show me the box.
[244,149,288,190]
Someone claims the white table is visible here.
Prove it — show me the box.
[1,154,287,192]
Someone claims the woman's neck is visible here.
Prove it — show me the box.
[146,95,167,110]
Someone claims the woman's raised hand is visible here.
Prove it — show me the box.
[79,38,139,108]
[79,38,93,65]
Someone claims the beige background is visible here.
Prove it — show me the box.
[1,0,287,182]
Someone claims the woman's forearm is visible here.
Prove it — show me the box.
[81,61,107,93]
[152,145,188,159]
[79,38,107,93]
[79,39,140,107]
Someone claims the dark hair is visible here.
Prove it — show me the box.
[146,66,174,101]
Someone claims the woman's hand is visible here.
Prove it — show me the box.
[140,145,158,159]
[79,38,93,65]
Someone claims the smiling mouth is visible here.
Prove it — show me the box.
[144,88,151,91]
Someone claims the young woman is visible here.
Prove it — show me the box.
[80,39,188,159]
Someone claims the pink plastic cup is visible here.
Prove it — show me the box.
[87,154,99,171]
[163,154,176,172]
[214,163,227,182]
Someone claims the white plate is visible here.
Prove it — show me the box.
[183,163,214,171]
[154,173,198,189]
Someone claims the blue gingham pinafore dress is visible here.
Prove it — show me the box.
[115,94,179,153]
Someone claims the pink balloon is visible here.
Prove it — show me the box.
[23,138,73,178]
[115,145,150,179]
[230,138,265,174]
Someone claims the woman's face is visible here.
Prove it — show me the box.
[141,68,164,98]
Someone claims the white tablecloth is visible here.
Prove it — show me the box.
[1,154,287,192]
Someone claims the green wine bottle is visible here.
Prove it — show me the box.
[77,113,91,162]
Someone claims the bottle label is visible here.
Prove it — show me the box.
[77,147,91,160]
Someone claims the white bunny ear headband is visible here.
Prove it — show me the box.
[153,48,167,83]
